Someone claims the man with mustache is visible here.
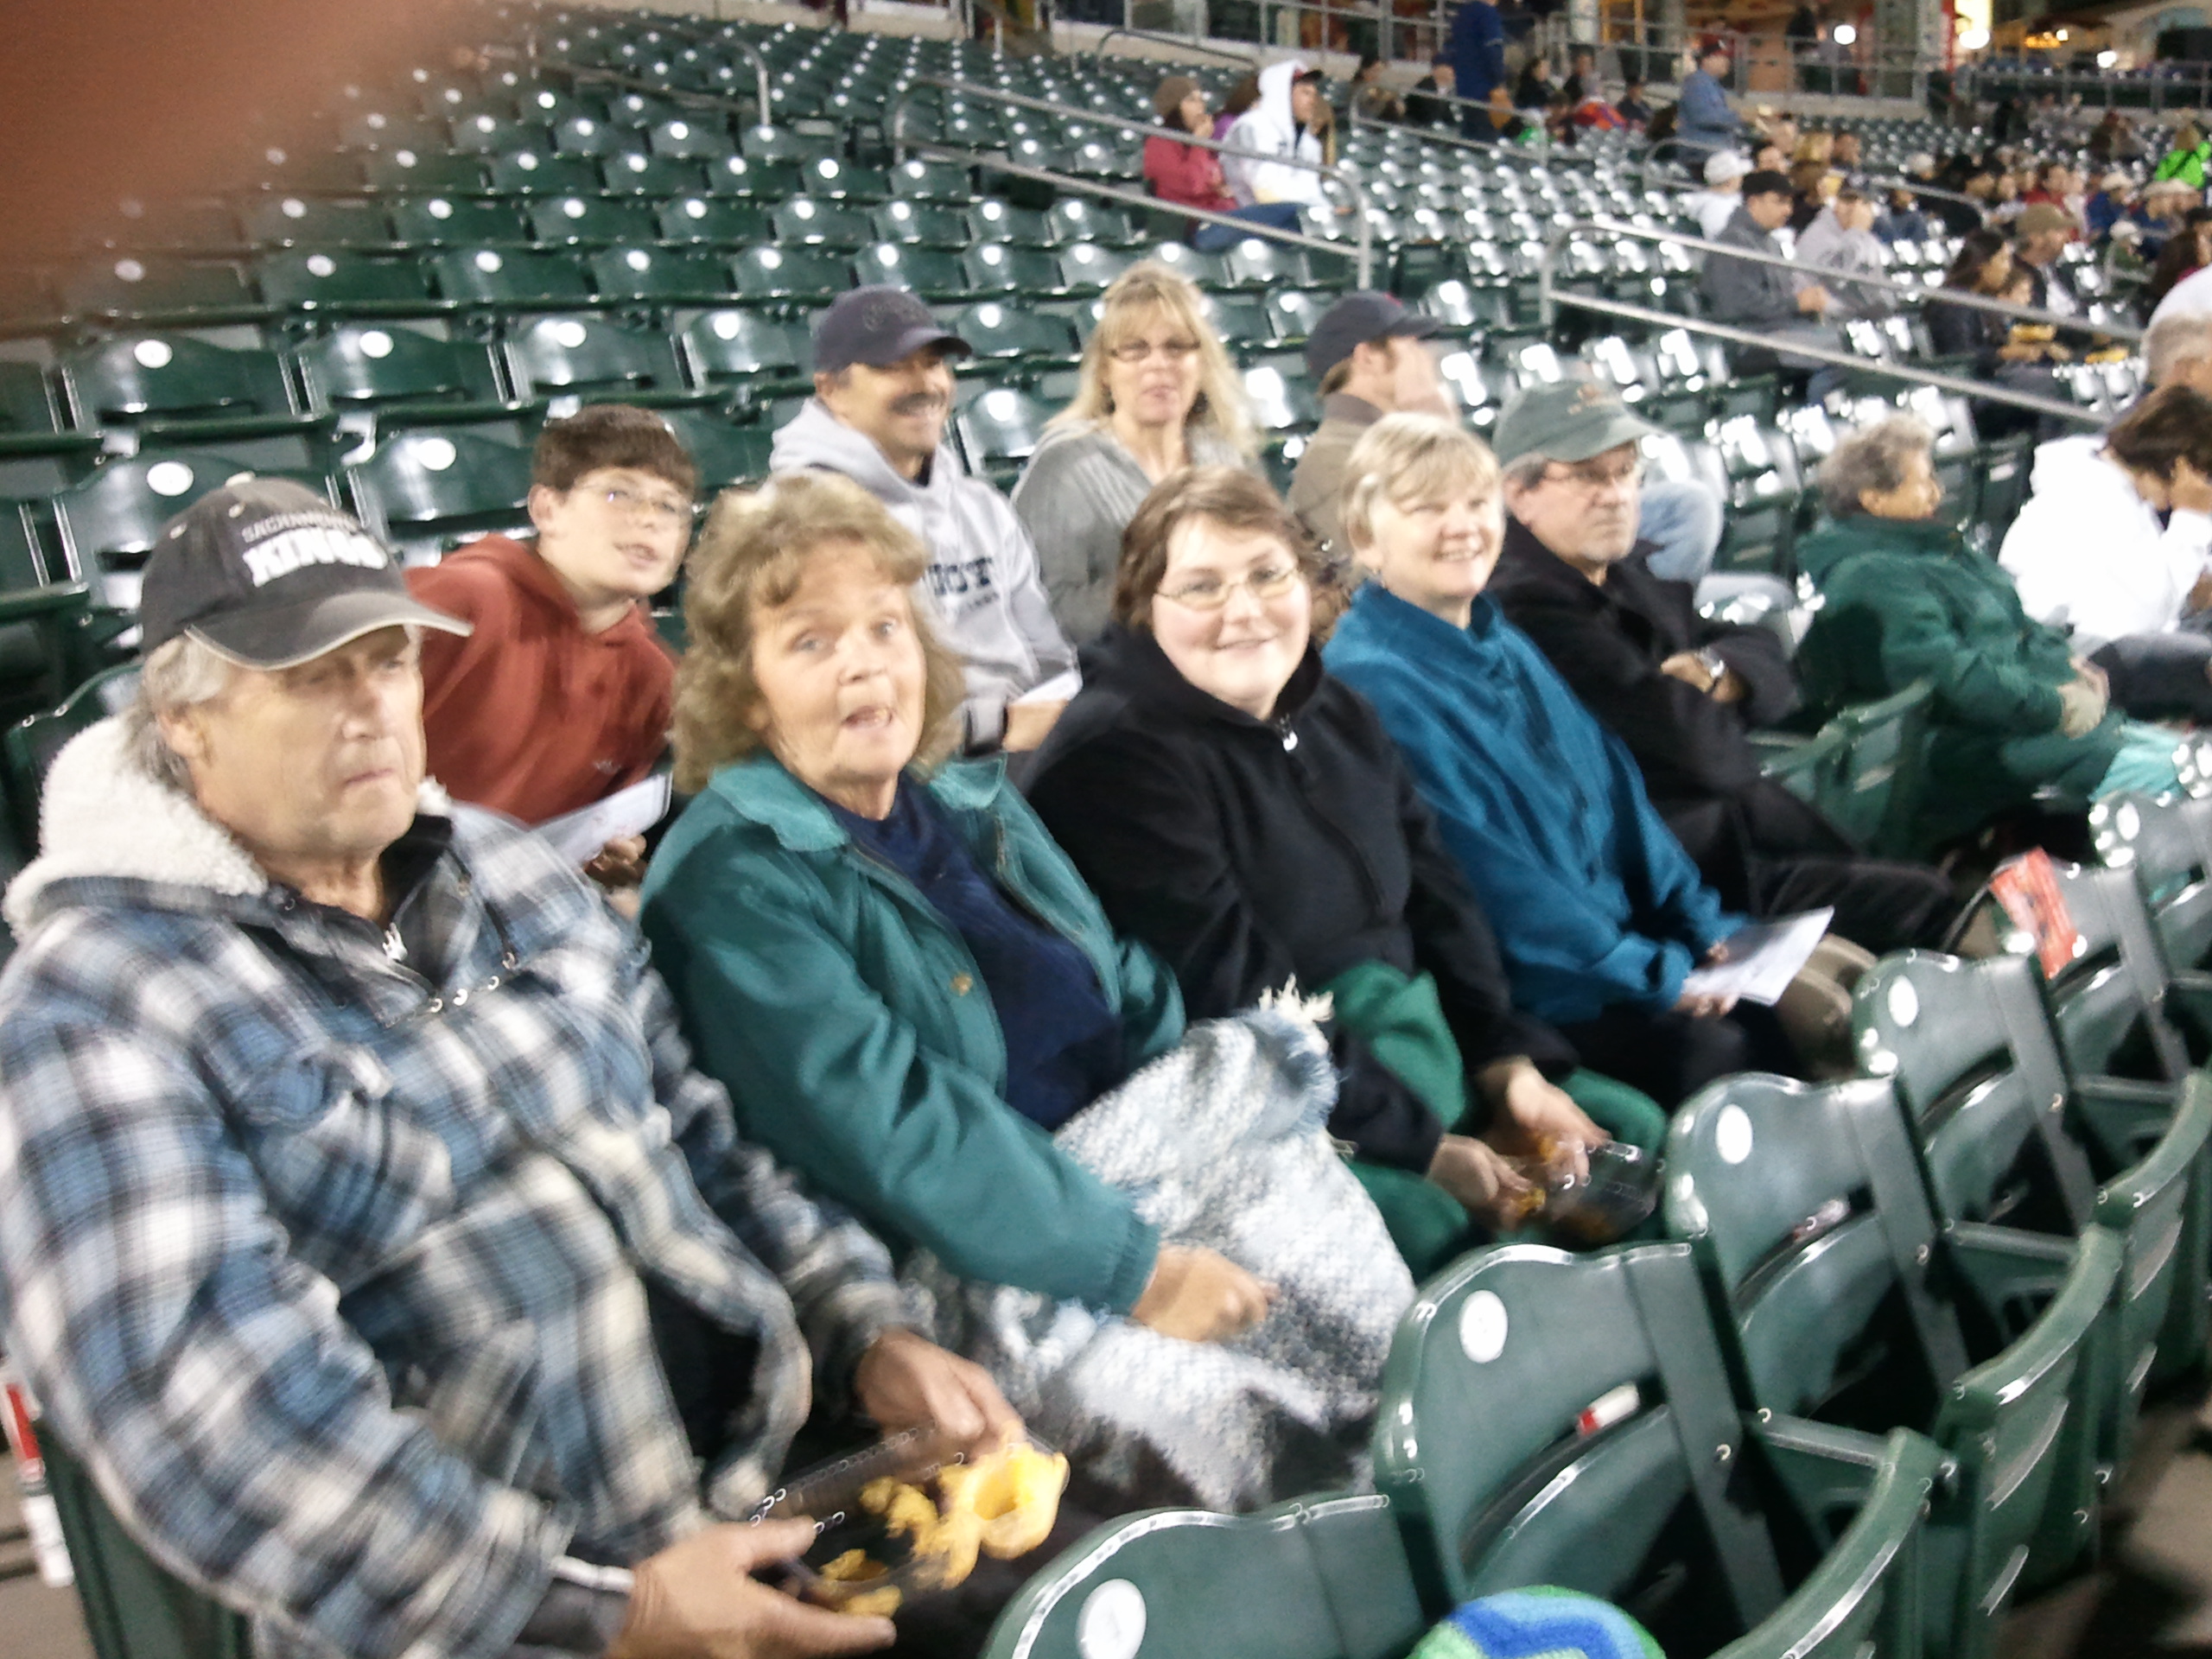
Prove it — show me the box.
[1485,380,1955,957]
[772,287,1079,754]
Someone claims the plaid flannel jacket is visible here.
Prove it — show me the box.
[0,719,909,1659]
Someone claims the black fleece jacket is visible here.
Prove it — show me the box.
[1027,624,1577,1173]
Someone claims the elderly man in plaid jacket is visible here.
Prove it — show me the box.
[0,482,1018,1659]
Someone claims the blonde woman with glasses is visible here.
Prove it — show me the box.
[1012,261,1256,641]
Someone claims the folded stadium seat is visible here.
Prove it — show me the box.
[967,199,1054,249]
[889,158,974,202]
[356,148,487,196]
[2094,791,2212,1067]
[1810,683,1933,859]
[853,243,968,302]
[769,196,872,251]
[598,151,709,199]
[955,385,1054,491]
[449,113,551,156]
[980,1492,1428,1659]
[1667,1074,2119,1658]
[1125,240,1215,289]
[256,250,440,319]
[1709,415,1808,581]
[1411,278,1514,335]
[56,257,264,328]
[430,247,596,311]
[518,86,598,128]
[293,323,512,430]
[0,499,92,727]
[49,451,337,613]
[799,157,891,203]
[730,245,853,308]
[1202,292,1274,353]
[653,410,778,498]
[1856,945,2212,1460]
[676,308,808,397]
[60,334,334,450]
[1056,244,1135,297]
[347,426,534,564]
[524,194,662,248]
[657,195,770,247]
[504,314,718,412]
[1373,1242,1946,1658]
[1047,200,1138,251]
[1753,718,1850,806]
[1262,289,1331,347]
[552,112,622,156]
[606,89,689,129]
[1217,237,1315,293]
[388,194,532,249]
[485,149,606,198]
[4,661,143,848]
[963,243,1067,300]
[741,124,839,166]
[871,200,968,248]
[1241,358,1321,436]
[646,116,737,162]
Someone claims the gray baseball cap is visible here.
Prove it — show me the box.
[1491,378,1659,466]
[813,286,972,375]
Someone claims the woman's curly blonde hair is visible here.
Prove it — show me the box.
[671,472,969,793]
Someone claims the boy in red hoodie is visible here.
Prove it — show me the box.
[406,404,692,881]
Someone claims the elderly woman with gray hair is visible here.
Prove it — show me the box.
[1796,416,2182,844]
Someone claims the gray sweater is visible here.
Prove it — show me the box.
[1010,423,1247,643]
[1698,205,1808,328]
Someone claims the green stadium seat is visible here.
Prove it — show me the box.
[854,243,967,300]
[981,1493,1427,1659]
[2023,857,2196,1101]
[238,195,396,251]
[1056,243,1134,296]
[431,246,594,309]
[552,113,623,156]
[2091,790,2212,1054]
[647,117,735,161]
[389,194,531,248]
[653,409,776,494]
[356,149,486,194]
[676,309,807,392]
[525,194,660,246]
[1756,721,1849,806]
[1242,359,1321,433]
[770,197,872,250]
[485,149,604,197]
[1667,1072,2119,1656]
[967,200,1052,248]
[1218,236,1314,290]
[50,453,334,611]
[798,158,890,202]
[950,303,1079,366]
[347,427,535,564]
[588,246,731,307]
[599,150,709,198]
[60,334,327,448]
[1856,948,2212,1452]
[657,195,770,245]
[448,113,549,155]
[3,664,141,849]
[1141,241,1226,289]
[740,124,838,165]
[293,324,511,424]
[256,250,436,316]
[607,89,687,128]
[702,155,804,200]
[730,246,851,305]
[337,106,444,151]
[963,243,1066,298]
[0,501,91,728]
[1263,289,1332,346]
[1202,292,1274,351]
[504,314,709,409]
[891,159,974,202]
[0,362,101,467]
[957,386,1054,490]
[58,257,262,326]
[1374,1242,1942,1656]
[1817,682,1931,861]
[1046,200,1135,248]
[871,200,969,247]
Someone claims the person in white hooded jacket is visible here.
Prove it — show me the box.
[1998,384,2212,720]
[771,286,1080,753]
[1222,59,1331,211]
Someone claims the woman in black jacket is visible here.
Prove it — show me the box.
[1027,467,1664,1277]
[1926,229,2063,438]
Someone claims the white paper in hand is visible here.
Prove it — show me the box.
[535,774,673,865]
[1680,908,1834,1007]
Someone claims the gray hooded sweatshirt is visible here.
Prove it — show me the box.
[771,398,1081,751]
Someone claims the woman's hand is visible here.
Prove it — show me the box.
[853,1329,1025,1454]
[1427,1134,1540,1224]
[1130,1246,1277,1343]
[1481,1061,1607,1183]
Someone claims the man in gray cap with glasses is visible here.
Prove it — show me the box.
[773,285,1078,754]
[0,480,1017,1659]
[1486,380,1955,957]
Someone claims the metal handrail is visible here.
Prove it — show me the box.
[567,49,773,130]
[1856,174,1991,225]
[1345,89,1564,170]
[1087,26,1255,66]
[1540,216,2142,343]
[888,74,1374,283]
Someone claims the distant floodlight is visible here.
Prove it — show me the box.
[1832,23,1857,45]
[1961,26,1991,48]
[2098,48,2118,67]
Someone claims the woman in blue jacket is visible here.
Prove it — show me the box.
[1323,414,1792,1107]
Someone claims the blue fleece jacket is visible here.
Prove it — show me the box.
[1451,0,1507,103]
[1324,584,1740,1024]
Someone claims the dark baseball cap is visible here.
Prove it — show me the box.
[813,285,973,375]
[1740,168,1793,200]
[140,479,470,669]
[1304,290,1442,383]
[1492,378,1658,466]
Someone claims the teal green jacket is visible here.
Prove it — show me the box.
[1796,513,2125,840]
[639,754,1185,1313]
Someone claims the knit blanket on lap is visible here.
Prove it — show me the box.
[903,1006,1414,1512]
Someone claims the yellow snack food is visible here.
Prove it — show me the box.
[937,1440,1071,1560]
[819,1548,888,1583]
[840,1586,904,1618]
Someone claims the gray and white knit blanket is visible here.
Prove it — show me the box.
[903,1004,1414,1512]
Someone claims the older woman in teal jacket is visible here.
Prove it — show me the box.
[639,471,1411,1510]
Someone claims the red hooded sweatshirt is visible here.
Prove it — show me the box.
[406,534,674,826]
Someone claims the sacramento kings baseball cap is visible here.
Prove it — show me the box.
[140,479,471,669]
[1303,290,1442,383]
[813,285,973,375]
